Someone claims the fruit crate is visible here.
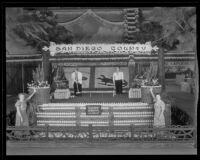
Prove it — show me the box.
[54,89,71,99]
[129,88,141,99]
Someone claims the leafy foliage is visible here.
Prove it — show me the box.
[147,7,196,51]
[12,8,73,51]
[32,64,45,82]
[131,14,178,50]
[6,8,38,54]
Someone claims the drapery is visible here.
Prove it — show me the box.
[146,62,158,80]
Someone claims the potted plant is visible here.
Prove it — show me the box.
[27,64,50,104]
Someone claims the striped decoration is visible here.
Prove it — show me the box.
[129,88,141,98]
[37,102,154,127]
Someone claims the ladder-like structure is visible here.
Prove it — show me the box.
[123,8,142,43]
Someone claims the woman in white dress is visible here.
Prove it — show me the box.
[150,87,165,128]
[15,88,36,136]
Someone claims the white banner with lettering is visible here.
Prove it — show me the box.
[43,42,159,56]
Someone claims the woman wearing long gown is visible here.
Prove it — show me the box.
[150,87,165,128]
[15,88,36,135]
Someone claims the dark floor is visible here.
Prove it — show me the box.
[52,93,140,103]
[6,141,197,155]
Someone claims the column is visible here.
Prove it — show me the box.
[22,63,24,92]
[89,66,95,90]
[42,51,50,82]
[158,47,165,91]
[128,55,135,88]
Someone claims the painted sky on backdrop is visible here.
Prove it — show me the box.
[58,10,124,43]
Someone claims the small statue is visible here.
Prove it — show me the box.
[150,87,165,128]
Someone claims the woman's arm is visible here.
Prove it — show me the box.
[26,88,36,101]
[150,87,156,101]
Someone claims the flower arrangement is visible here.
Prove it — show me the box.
[142,78,159,86]
[133,77,159,88]
[27,64,50,88]
[27,80,50,88]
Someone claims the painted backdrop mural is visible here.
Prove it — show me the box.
[95,67,129,88]
[59,9,124,43]
[165,61,194,79]
[63,67,90,88]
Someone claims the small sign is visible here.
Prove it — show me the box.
[86,105,102,115]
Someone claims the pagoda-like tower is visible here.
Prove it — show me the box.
[123,8,142,86]
[123,8,142,43]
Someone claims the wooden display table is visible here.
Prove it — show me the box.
[54,89,71,99]
[128,88,141,99]
[141,85,162,103]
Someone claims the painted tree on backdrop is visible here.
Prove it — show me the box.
[12,8,73,51]
[146,7,197,147]
[9,8,73,82]
[147,7,196,90]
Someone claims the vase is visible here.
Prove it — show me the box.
[29,87,50,105]
[141,85,162,103]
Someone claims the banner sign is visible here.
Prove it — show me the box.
[43,42,159,56]
[86,105,102,115]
